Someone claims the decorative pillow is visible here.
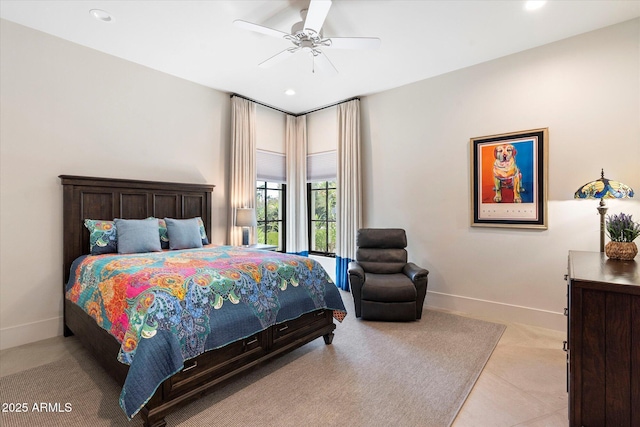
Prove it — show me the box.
[84,219,117,255]
[115,218,162,254]
[165,218,203,250]
[196,217,209,245]
[157,218,170,249]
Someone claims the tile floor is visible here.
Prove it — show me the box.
[0,314,568,427]
[452,316,568,426]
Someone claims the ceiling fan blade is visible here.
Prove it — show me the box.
[325,37,381,50]
[259,48,300,68]
[233,20,290,39]
[304,0,332,34]
[312,50,338,74]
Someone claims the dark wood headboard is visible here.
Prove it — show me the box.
[60,175,215,284]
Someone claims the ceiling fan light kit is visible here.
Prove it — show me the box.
[234,0,380,74]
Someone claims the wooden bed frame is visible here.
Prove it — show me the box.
[60,175,337,427]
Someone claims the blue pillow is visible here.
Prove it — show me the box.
[84,219,117,255]
[115,218,162,254]
[165,218,203,250]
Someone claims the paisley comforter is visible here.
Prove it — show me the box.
[65,246,347,419]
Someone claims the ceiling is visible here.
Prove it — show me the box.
[1,1,639,114]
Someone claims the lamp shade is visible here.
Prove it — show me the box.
[574,169,634,253]
[235,208,257,227]
[574,169,634,200]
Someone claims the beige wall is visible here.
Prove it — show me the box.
[0,20,231,349]
[361,18,640,330]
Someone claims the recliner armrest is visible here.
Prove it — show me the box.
[403,262,429,282]
[348,261,366,318]
[348,261,365,281]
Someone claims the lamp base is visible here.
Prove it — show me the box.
[597,199,608,253]
[242,227,250,246]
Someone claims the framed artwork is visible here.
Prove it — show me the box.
[470,128,548,229]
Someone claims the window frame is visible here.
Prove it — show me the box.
[307,180,336,257]
[256,181,286,252]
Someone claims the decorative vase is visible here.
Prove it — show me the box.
[605,241,638,260]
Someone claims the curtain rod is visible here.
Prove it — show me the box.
[230,93,360,117]
[301,97,360,115]
[229,93,291,115]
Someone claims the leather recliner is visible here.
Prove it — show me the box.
[348,228,429,321]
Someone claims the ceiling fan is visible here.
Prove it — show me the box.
[234,0,381,73]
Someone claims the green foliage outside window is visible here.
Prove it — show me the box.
[309,181,336,255]
[256,181,284,250]
[255,180,336,254]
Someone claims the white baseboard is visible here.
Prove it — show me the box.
[0,292,565,350]
[0,316,63,350]
[426,291,566,332]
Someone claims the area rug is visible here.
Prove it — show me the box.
[0,294,505,427]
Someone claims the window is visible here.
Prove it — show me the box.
[256,181,286,251]
[308,181,336,256]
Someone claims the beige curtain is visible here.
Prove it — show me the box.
[336,99,362,290]
[229,96,257,246]
[285,115,309,255]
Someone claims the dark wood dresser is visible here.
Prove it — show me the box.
[565,251,640,427]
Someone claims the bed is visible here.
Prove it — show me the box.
[60,175,346,427]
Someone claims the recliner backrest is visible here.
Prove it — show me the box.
[356,228,408,274]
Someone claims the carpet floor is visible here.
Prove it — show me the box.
[0,293,505,427]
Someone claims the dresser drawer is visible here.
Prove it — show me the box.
[166,332,266,397]
[272,309,332,347]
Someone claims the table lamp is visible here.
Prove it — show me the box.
[235,208,257,246]
[574,169,634,252]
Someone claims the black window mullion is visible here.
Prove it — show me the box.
[263,183,268,246]
[324,181,328,253]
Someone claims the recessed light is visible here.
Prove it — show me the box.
[525,1,546,11]
[284,89,296,96]
[90,9,113,22]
